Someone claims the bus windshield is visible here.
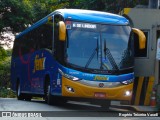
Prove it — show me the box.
[65,21,133,74]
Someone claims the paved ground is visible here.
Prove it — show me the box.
[0,98,159,120]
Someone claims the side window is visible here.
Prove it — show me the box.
[13,19,53,57]
[35,21,53,50]
[19,34,31,56]
[40,24,52,50]
[134,31,148,57]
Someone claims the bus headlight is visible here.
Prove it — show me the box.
[67,86,74,92]
[121,79,133,85]
[58,69,81,81]
[125,90,132,96]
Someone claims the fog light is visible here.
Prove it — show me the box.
[125,91,131,96]
[67,86,74,92]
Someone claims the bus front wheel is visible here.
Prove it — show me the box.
[45,83,53,105]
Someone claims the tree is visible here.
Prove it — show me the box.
[0,48,14,97]
[0,48,11,84]
[0,0,34,47]
[0,0,149,48]
[69,0,149,13]
[0,0,69,48]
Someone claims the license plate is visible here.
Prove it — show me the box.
[94,92,106,98]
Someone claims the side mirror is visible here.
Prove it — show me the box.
[132,28,146,49]
[59,21,66,41]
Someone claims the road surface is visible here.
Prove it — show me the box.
[0,98,158,120]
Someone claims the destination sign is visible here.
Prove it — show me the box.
[72,22,97,29]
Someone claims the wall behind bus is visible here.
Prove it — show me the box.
[122,8,160,77]
[121,8,160,105]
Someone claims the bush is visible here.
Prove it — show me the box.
[0,49,14,98]
[0,87,16,98]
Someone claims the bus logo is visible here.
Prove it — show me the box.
[99,83,104,88]
[94,76,108,80]
[33,55,46,72]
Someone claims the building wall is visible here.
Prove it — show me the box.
[122,8,160,78]
[121,8,160,105]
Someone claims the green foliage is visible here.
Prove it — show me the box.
[69,0,149,13]
[69,0,106,11]
[0,0,69,47]
[0,47,7,60]
[0,0,34,33]
[0,0,69,34]
[30,0,69,21]
[0,87,16,98]
[0,49,15,98]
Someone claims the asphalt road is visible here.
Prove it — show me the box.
[0,98,159,120]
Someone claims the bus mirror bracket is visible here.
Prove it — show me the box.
[132,28,146,49]
[59,21,66,41]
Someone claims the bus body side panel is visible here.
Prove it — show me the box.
[11,54,29,93]
[29,49,62,96]
[11,48,63,96]
[11,57,21,92]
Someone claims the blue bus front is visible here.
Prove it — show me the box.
[55,21,134,101]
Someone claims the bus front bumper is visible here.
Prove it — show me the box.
[62,77,133,101]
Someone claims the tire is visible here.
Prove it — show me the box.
[45,82,67,105]
[45,83,53,105]
[16,82,24,100]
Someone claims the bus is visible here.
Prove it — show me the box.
[11,9,146,107]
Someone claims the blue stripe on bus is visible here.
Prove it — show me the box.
[59,65,134,82]
[16,9,129,39]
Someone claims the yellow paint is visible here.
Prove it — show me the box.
[134,77,144,105]
[62,77,133,101]
[59,21,66,41]
[144,76,155,105]
[33,55,46,72]
[123,8,131,15]
[94,76,108,80]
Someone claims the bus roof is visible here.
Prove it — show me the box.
[56,9,129,25]
[16,9,129,39]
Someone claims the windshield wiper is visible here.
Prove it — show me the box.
[85,38,99,68]
[103,40,119,71]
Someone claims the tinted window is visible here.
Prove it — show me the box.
[12,20,53,57]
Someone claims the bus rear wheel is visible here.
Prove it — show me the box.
[16,82,24,100]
